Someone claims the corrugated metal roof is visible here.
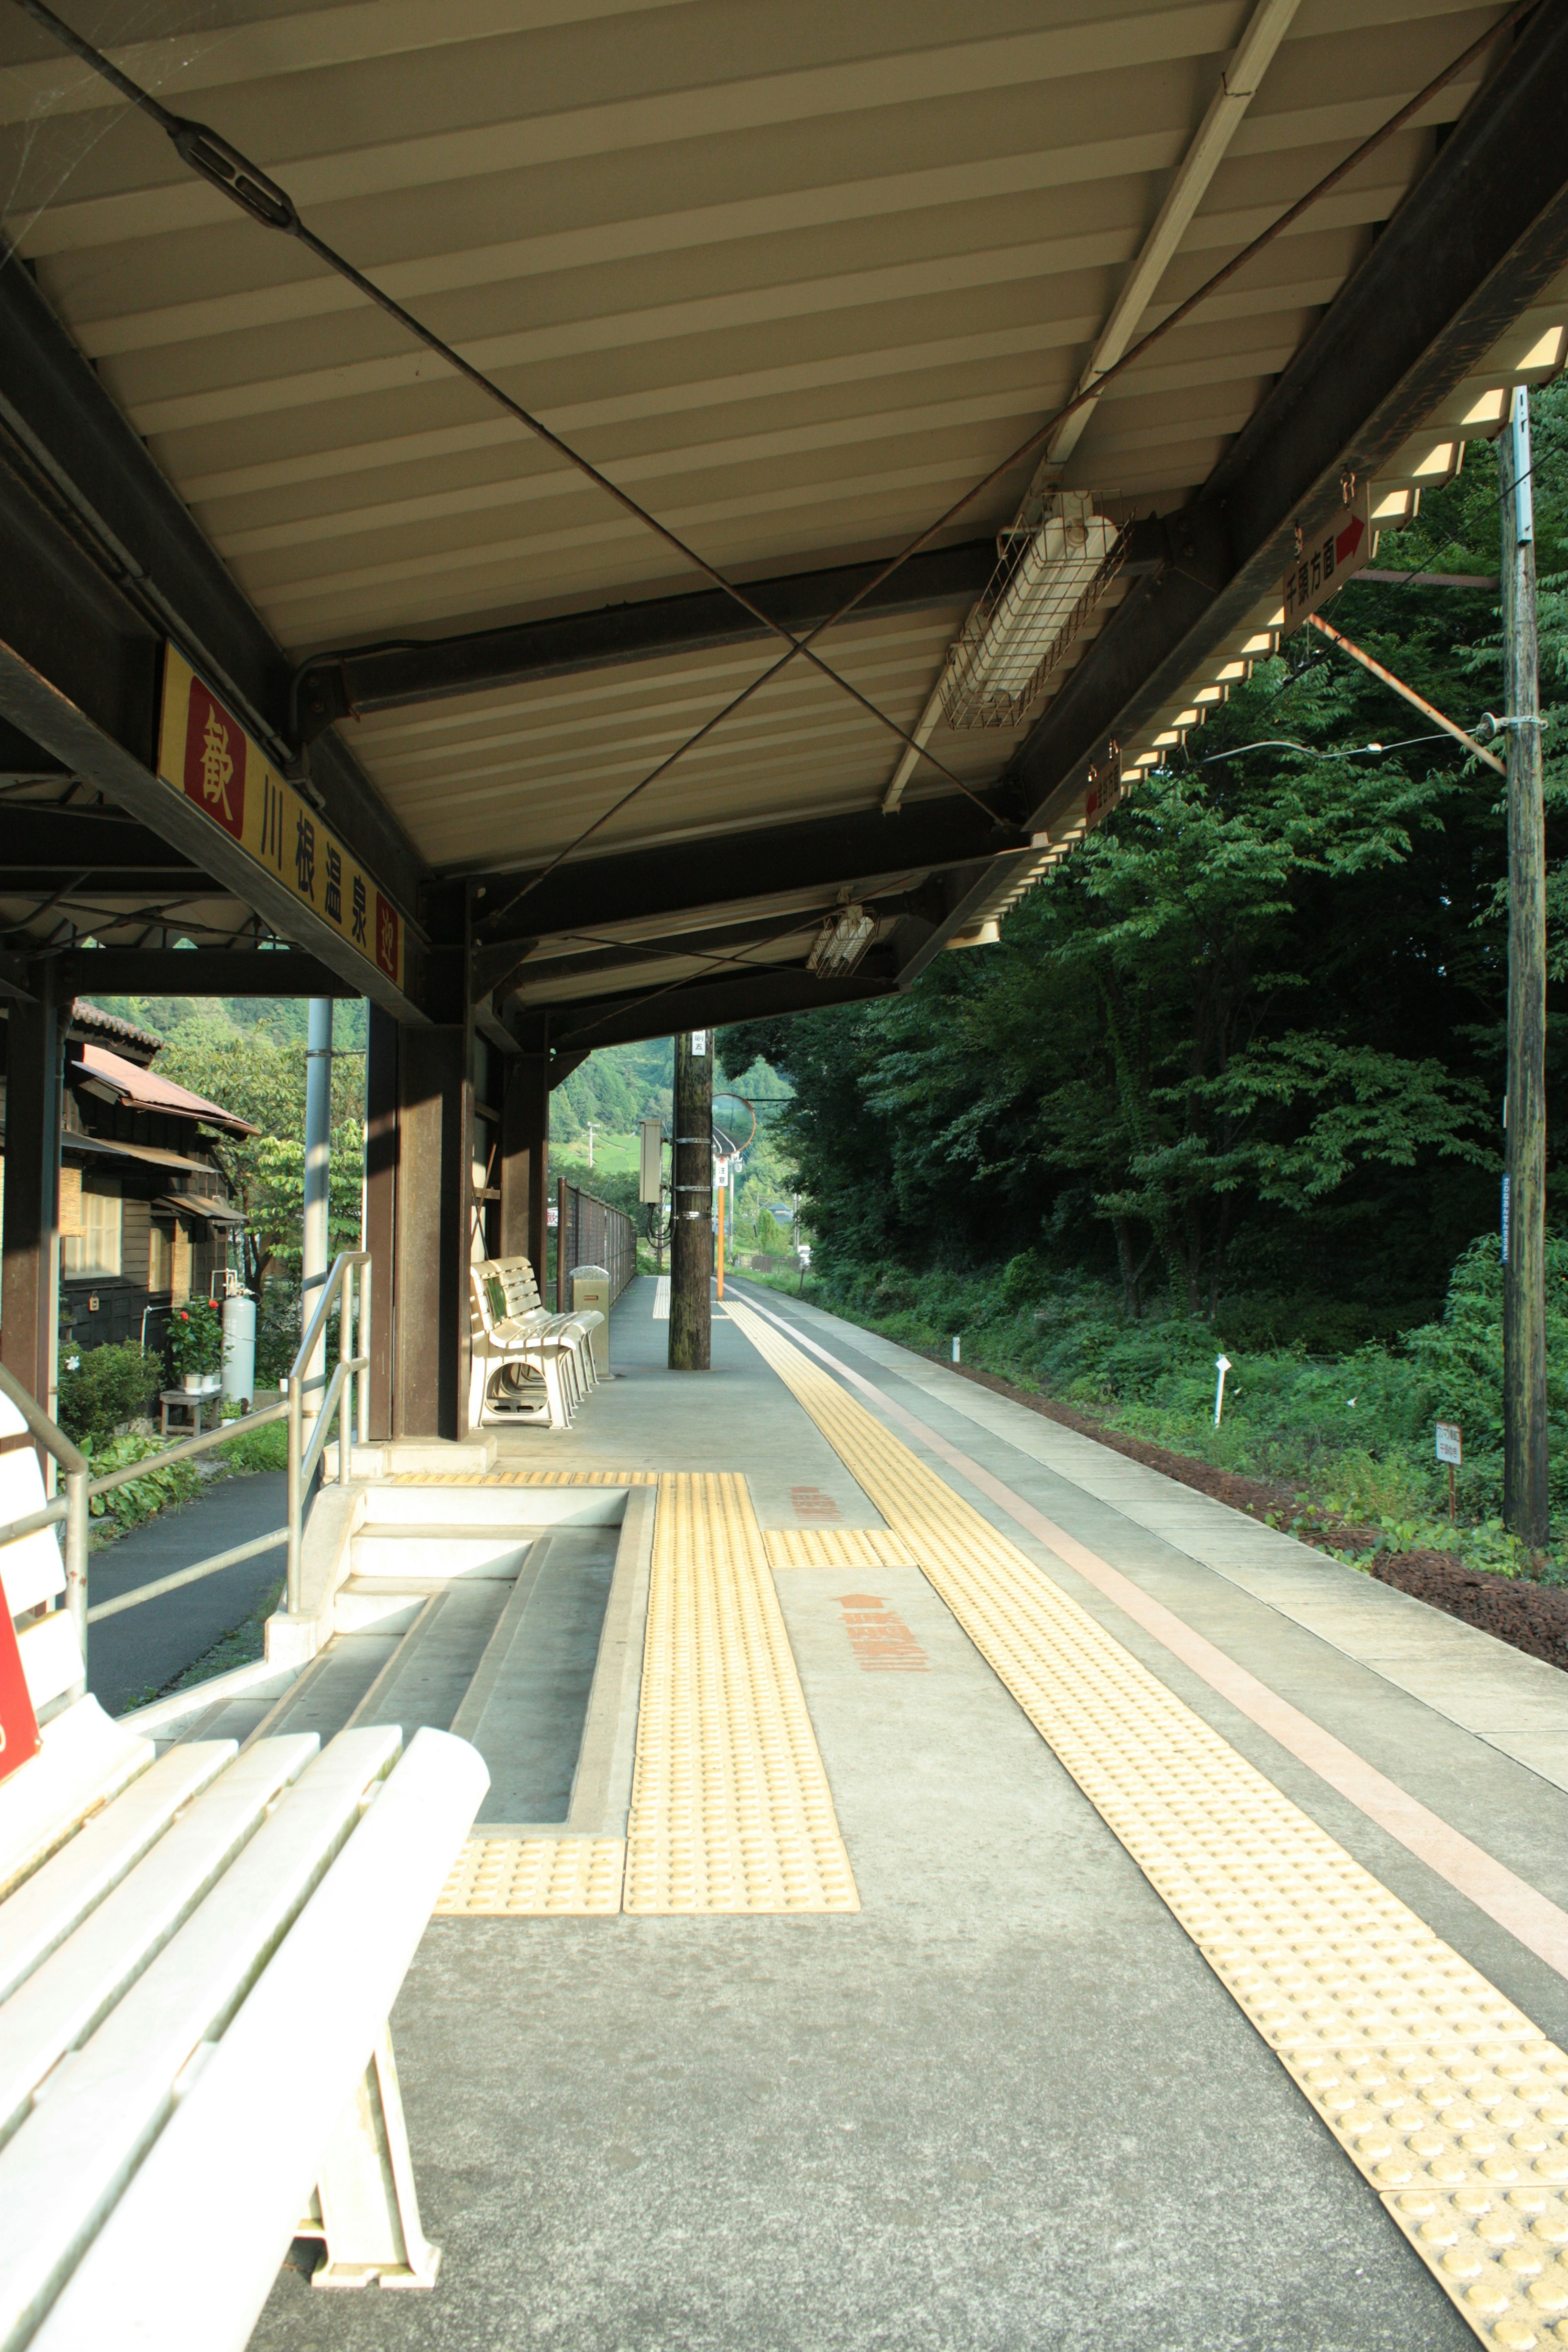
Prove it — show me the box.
[0,0,1560,1018]
[74,1043,259,1136]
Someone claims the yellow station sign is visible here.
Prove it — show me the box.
[156,645,405,992]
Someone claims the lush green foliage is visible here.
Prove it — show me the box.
[725,393,1568,1555]
[56,1340,159,1443]
[767,1232,1568,1577]
[87,1000,367,1285]
[166,1298,224,1378]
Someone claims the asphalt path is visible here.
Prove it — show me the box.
[86,1469,287,1718]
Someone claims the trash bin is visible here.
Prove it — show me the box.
[570,1263,611,1374]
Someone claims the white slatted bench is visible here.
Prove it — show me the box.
[1,1400,490,2350]
[469,1255,603,1431]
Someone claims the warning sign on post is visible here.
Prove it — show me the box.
[1281,487,1372,633]
[157,646,405,990]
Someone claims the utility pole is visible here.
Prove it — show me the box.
[668,1031,712,1370]
[586,1121,595,1170]
[1500,386,1550,1548]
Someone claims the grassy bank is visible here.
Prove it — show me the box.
[751,1235,1568,1584]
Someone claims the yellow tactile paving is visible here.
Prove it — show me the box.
[624,1472,859,1915]
[434,1835,625,1915]
[389,1469,657,1486]
[726,1298,1568,2351]
[764,1527,916,1570]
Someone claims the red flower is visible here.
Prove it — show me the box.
[179,1311,189,1321]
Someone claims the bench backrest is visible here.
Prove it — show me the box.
[472,1258,546,1334]
[2,1393,154,1902]
[1,1398,85,1736]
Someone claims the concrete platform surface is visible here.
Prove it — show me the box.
[249,1277,1568,2352]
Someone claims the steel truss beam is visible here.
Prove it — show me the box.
[468,793,1026,983]
[521,965,897,1055]
[0,256,428,915]
[294,541,997,735]
[1002,0,1568,849]
[51,949,359,997]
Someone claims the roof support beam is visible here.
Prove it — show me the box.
[0,630,426,1021]
[1007,0,1568,842]
[0,255,428,913]
[468,792,1026,982]
[293,539,998,734]
[530,966,895,1055]
[51,949,359,998]
[1047,0,1303,470]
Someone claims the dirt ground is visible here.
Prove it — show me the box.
[940,1357,1568,1677]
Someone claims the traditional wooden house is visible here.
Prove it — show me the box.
[0,1001,256,1361]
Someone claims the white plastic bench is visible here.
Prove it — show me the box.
[0,1397,489,2351]
[469,1255,602,1431]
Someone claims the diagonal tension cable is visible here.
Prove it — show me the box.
[476,0,1537,936]
[8,0,989,809]
[16,0,1536,949]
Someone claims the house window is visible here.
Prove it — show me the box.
[63,1182,122,1278]
[148,1221,172,1293]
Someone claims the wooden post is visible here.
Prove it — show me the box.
[1500,386,1550,1548]
[364,1005,398,1442]
[0,962,63,1430]
[668,1031,712,1370]
[392,1026,466,1440]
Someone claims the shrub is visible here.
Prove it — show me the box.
[56,1341,158,1444]
[255,1273,302,1388]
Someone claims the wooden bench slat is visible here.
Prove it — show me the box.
[0,1744,234,2009]
[0,1727,403,2352]
[30,1726,489,2352]
[18,1613,85,1714]
[0,1736,317,2146]
[0,1406,67,1616]
[0,1700,152,1905]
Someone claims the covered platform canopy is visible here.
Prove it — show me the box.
[2,0,1568,1435]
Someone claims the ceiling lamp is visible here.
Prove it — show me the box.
[940,489,1123,729]
[807,904,875,979]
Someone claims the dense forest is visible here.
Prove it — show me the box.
[724,392,1568,1563]
[728,393,1567,1345]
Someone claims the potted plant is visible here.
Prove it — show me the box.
[167,1298,224,1394]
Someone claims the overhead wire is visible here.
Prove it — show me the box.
[474,0,1537,935]
[9,0,1539,957]
[6,0,990,814]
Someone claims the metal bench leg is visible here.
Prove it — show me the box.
[303,2027,441,2291]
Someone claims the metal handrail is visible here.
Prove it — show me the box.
[2,1247,374,1675]
[285,1250,371,1611]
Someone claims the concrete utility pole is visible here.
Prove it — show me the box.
[668,1031,712,1370]
[1500,387,1550,1547]
[302,998,333,1418]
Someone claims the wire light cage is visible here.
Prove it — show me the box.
[939,490,1127,730]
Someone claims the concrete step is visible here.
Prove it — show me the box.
[348,1528,533,1582]
[362,1484,627,1531]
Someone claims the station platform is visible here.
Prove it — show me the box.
[246,1276,1568,2352]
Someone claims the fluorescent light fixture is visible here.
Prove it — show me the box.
[939,490,1123,728]
[807,904,875,978]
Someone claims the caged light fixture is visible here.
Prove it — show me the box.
[939,488,1125,728]
[807,904,876,979]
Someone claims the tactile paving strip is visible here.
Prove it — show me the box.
[434,1836,625,1915]
[764,1527,916,1570]
[624,1472,859,1915]
[726,1299,1568,2350]
[388,1470,657,1486]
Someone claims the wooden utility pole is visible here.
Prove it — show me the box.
[668,1031,713,1370]
[1500,385,1550,1548]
